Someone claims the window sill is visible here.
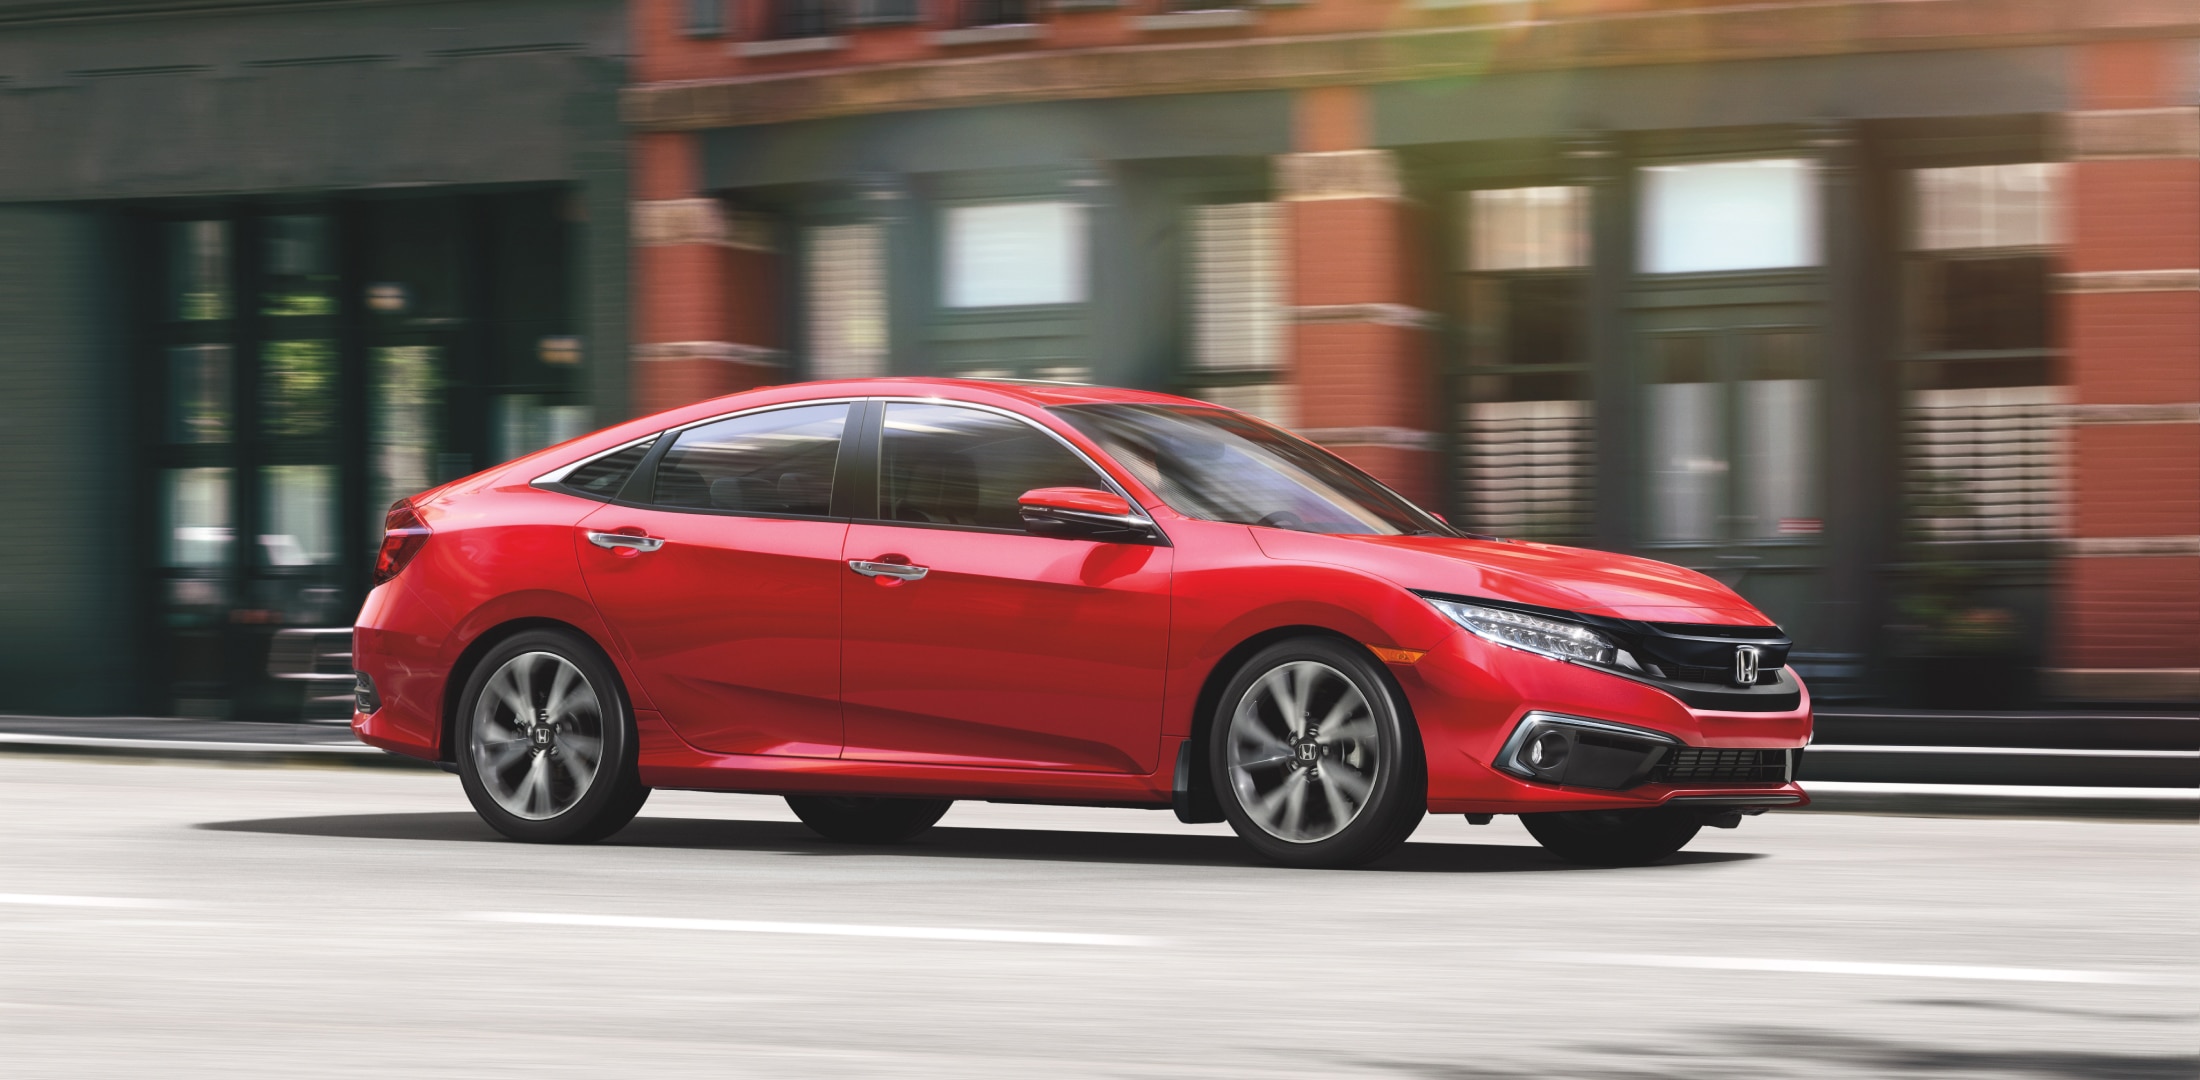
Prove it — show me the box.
[931,23,1044,47]
[1051,0,1122,10]
[1133,9,1255,32]
[734,36,848,59]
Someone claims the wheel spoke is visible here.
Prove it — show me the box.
[488,665,529,722]
[1322,716,1377,744]
[556,748,593,792]
[559,733,602,768]
[1318,774,1357,827]
[541,661,580,723]
[1256,668,1304,736]
[1278,778,1311,838]
[1316,690,1366,734]
[481,740,529,772]
[1327,765,1373,802]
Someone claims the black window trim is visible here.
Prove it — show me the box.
[530,397,865,523]
[854,395,1170,544]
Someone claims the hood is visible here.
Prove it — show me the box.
[1250,530,1771,625]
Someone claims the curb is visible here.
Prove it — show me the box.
[1795,780,2199,822]
[0,733,438,770]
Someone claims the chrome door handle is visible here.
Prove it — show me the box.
[587,531,665,553]
[848,560,928,581]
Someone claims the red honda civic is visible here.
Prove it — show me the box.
[352,378,1810,868]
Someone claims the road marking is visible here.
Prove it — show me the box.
[1800,781,2199,800]
[0,893,180,909]
[469,911,1153,948]
[1563,953,2149,984]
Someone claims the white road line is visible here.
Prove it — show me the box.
[1800,781,2199,800]
[468,911,1153,948]
[1809,745,2200,759]
[1563,953,2150,984]
[0,893,180,909]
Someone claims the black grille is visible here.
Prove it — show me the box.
[1665,663,1728,684]
[1653,748,1788,783]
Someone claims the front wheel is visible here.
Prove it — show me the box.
[1209,638,1426,869]
[456,629,649,844]
[1521,808,1702,867]
[787,796,953,844]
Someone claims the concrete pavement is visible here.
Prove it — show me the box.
[0,755,2191,1078]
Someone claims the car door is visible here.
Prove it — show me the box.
[576,401,854,758]
[839,401,1173,774]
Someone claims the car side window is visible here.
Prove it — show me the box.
[649,403,847,516]
[878,403,1108,530]
[558,437,657,498]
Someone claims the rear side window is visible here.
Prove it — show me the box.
[559,437,656,498]
[878,403,1106,530]
[650,404,847,517]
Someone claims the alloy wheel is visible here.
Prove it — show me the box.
[1225,660,1381,843]
[469,650,605,821]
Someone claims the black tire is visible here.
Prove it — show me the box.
[455,628,649,844]
[1521,808,1702,867]
[787,796,953,844]
[1208,637,1426,869]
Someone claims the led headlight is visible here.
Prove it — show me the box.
[1425,598,1623,667]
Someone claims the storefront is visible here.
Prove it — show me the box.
[0,0,628,718]
[629,3,2198,703]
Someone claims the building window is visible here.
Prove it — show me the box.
[961,0,1033,25]
[944,201,1085,308]
[1903,163,2067,543]
[1457,186,1592,541]
[684,0,727,37]
[1640,158,1819,274]
[1643,329,1820,544]
[806,223,889,379]
[765,0,840,38]
[1182,202,1288,425]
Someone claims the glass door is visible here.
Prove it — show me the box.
[1637,305,1825,641]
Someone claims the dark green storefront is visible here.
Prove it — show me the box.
[0,0,628,719]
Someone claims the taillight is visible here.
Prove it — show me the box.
[373,499,433,585]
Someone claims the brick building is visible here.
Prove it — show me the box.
[626,0,2200,704]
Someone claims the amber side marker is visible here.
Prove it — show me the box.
[1368,646,1426,665]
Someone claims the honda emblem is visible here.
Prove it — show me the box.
[1733,646,1761,686]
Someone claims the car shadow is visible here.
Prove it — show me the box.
[195,812,1764,873]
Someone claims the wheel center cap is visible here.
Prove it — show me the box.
[1293,738,1320,764]
[529,723,554,749]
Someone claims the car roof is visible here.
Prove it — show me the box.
[751,377,1200,410]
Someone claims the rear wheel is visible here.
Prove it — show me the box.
[787,796,953,844]
[1209,638,1425,869]
[456,629,649,844]
[1521,808,1702,867]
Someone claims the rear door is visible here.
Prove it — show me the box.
[576,402,855,757]
[838,401,1173,774]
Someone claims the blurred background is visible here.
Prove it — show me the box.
[0,0,2194,723]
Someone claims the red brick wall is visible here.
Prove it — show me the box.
[2057,38,2200,690]
[631,130,785,414]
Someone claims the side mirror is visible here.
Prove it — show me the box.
[1018,487,1161,543]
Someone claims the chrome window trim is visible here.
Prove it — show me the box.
[530,397,865,490]
[865,395,1167,539]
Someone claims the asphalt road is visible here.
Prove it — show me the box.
[1,755,2192,1079]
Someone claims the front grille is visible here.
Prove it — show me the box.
[1652,748,1789,783]
[1665,663,1729,684]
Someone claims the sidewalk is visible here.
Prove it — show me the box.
[0,709,2192,819]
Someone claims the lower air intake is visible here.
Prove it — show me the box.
[1653,748,1789,783]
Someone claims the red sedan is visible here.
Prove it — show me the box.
[353,379,1810,868]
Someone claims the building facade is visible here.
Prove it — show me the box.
[627,0,2200,705]
[0,0,629,718]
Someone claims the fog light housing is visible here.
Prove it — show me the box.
[354,671,381,715]
[1496,712,1679,791]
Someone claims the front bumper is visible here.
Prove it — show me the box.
[1403,630,1812,815]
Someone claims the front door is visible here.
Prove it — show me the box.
[1636,295,1826,644]
[577,402,853,758]
[839,402,1172,774]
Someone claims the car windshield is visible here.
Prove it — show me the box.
[1052,404,1454,537]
